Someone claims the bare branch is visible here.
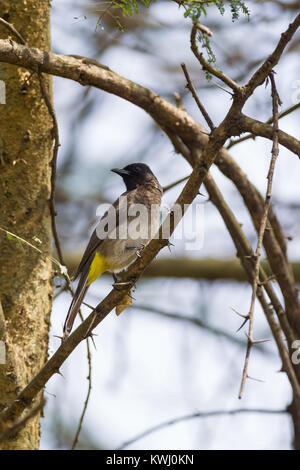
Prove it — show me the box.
[204,175,300,403]
[227,102,300,150]
[71,337,93,450]
[240,115,300,157]
[118,408,287,450]
[190,22,241,92]
[181,62,215,131]
[244,13,300,98]
[133,304,273,352]
[0,38,299,160]
[239,71,282,399]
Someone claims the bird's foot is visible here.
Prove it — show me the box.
[125,244,145,258]
[113,280,133,288]
[112,274,138,290]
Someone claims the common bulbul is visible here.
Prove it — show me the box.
[63,163,162,337]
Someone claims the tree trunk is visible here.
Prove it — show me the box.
[0,0,52,450]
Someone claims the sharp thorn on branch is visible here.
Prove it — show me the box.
[247,375,265,383]
[53,368,64,378]
[236,317,250,332]
[246,334,270,345]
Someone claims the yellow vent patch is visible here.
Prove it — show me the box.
[87,252,109,285]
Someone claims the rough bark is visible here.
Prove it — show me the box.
[0,0,52,450]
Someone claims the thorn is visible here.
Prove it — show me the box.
[82,301,95,311]
[236,317,249,332]
[84,312,98,339]
[231,307,248,319]
[86,332,97,350]
[53,334,64,342]
[265,76,269,88]
[44,390,56,398]
[247,374,265,383]
[258,275,276,286]
[53,368,64,378]
[246,335,270,345]
[167,241,174,252]
[231,307,250,331]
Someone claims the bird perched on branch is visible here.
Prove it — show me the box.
[63,163,162,338]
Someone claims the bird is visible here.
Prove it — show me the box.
[63,163,162,337]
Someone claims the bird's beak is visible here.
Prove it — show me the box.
[111,168,131,176]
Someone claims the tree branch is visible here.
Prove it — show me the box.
[239,71,281,398]
[63,253,300,283]
[227,102,300,150]
[240,114,300,157]
[118,407,287,450]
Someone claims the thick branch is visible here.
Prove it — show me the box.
[0,40,299,159]
[240,115,300,157]
[0,39,204,149]
[244,13,300,97]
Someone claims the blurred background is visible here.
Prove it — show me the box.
[41,0,300,449]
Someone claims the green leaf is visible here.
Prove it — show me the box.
[6,233,16,241]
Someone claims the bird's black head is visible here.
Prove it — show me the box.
[111,163,160,191]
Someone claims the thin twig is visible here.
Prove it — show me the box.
[165,133,299,401]
[117,408,286,450]
[239,71,281,399]
[38,77,63,263]
[181,62,215,131]
[167,135,295,357]
[71,333,92,450]
[0,17,26,44]
[190,22,240,92]
[132,304,272,351]
[163,174,190,192]
[204,175,300,404]
[210,79,234,96]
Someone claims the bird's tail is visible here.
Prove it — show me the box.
[63,269,89,338]
[63,252,108,338]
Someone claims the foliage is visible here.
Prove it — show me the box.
[93,0,249,31]
[93,1,250,73]
[182,0,250,22]
[94,0,157,32]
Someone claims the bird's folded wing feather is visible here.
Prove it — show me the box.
[74,189,135,279]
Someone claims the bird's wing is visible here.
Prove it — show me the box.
[64,189,138,337]
[73,228,102,280]
[74,189,134,279]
